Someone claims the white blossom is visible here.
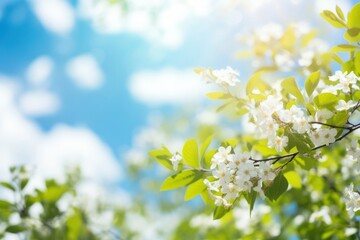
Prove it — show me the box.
[253,180,265,199]
[335,100,357,111]
[237,162,257,181]
[344,184,360,218]
[309,206,332,225]
[211,146,232,169]
[169,153,182,171]
[275,51,295,71]
[258,162,276,182]
[228,151,250,169]
[293,117,311,134]
[298,50,314,67]
[268,135,288,152]
[235,177,253,192]
[254,23,283,42]
[329,71,347,82]
[309,128,337,146]
[204,179,219,192]
[315,109,333,123]
[222,182,239,200]
[212,67,240,88]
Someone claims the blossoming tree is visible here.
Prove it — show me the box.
[151,3,360,237]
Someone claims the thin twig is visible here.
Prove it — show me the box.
[309,121,349,129]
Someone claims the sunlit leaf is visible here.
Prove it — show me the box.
[320,10,347,28]
[313,93,338,109]
[331,44,358,52]
[149,148,173,171]
[305,70,320,97]
[184,179,207,201]
[284,171,302,188]
[336,5,345,20]
[161,170,203,191]
[182,139,200,168]
[200,135,214,161]
[281,77,305,105]
[213,205,230,220]
[206,92,232,100]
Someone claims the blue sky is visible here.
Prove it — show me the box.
[0,0,238,152]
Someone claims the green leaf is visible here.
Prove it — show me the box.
[161,169,203,191]
[305,70,320,97]
[348,3,360,28]
[244,190,257,214]
[320,10,347,28]
[336,5,345,20]
[43,186,67,203]
[281,77,305,105]
[265,173,288,202]
[246,72,270,96]
[200,135,213,161]
[347,28,360,37]
[355,51,360,76]
[295,156,317,170]
[213,205,230,220]
[184,179,207,201]
[331,44,358,52]
[193,67,205,75]
[21,178,29,190]
[206,92,231,100]
[201,191,213,205]
[313,93,338,109]
[301,30,317,47]
[149,148,173,171]
[329,110,348,128]
[6,225,26,233]
[66,209,82,240]
[280,27,296,50]
[182,139,200,168]
[0,182,15,192]
[332,53,343,65]
[216,100,236,112]
[0,200,13,209]
[343,59,355,73]
[285,132,312,154]
[284,171,302,188]
[204,149,216,168]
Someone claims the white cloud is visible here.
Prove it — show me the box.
[77,0,212,48]
[66,54,104,89]
[78,0,125,33]
[31,0,75,35]
[34,124,122,183]
[0,80,121,188]
[18,90,60,116]
[26,56,54,86]
[129,68,206,105]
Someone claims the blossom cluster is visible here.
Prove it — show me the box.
[246,71,360,152]
[344,184,360,217]
[247,95,338,151]
[204,146,276,208]
[323,71,360,96]
[245,22,329,72]
[199,66,240,88]
[346,140,360,173]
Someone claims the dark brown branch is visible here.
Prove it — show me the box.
[309,121,349,129]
